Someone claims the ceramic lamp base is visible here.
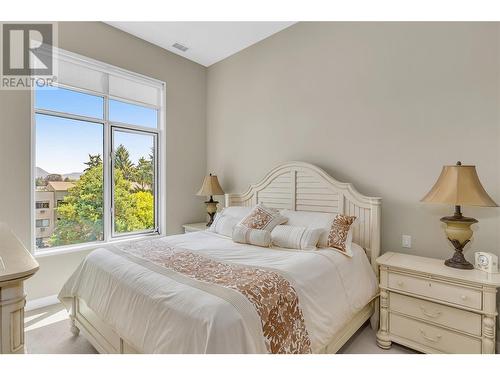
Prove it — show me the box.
[440,210,477,270]
[444,245,474,270]
[204,196,219,227]
[206,212,216,227]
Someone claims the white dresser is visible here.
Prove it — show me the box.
[376,252,500,354]
[0,224,39,354]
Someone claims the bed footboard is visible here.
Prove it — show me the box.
[70,297,139,354]
[69,296,374,354]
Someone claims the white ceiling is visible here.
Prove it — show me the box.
[106,22,296,67]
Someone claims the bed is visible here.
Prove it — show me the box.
[59,161,382,354]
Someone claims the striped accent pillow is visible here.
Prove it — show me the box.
[232,225,272,247]
[209,213,240,237]
[271,225,322,250]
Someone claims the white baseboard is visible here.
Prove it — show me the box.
[26,295,59,311]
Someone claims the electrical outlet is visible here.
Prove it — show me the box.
[402,235,412,249]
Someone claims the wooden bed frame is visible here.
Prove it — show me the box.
[69,161,382,354]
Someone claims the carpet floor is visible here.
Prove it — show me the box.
[25,303,415,354]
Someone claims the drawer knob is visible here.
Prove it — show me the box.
[419,306,442,319]
[397,281,404,287]
[419,329,442,343]
[461,295,468,301]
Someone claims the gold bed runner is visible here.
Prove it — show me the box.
[118,241,311,354]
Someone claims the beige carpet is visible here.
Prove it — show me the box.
[25,303,415,354]
[25,304,97,354]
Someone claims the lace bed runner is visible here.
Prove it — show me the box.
[115,240,311,354]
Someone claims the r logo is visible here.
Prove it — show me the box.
[2,23,53,76]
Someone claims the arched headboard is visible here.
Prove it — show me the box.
[225,161,382,272]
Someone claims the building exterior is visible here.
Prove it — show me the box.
[35,181,75,248]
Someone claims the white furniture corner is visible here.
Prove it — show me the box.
[0,223,39,354]
[69,161,382,353]
[376,252,500,354]
[183,222,209,233]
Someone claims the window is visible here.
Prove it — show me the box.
[112,129,157,235]
[36,201,50,209]
[109,100,158,129]
[36,219,50,228]
[35,113,104,248]
[33,50,164,253]
[35,86,104,119]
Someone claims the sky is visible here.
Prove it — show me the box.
[35,87,156,175]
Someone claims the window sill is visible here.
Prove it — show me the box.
[34,232,163,259]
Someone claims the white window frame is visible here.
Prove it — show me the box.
[31,49,166,257]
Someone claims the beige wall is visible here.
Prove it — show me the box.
[0,22,207,300]
[207,22,500,262]
[2,21,499,303]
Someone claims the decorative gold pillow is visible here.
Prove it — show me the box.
[327,214,357,256]
[238,203,287,231]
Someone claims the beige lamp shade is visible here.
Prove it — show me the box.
[421,163,498,207]
[196,174,224,196]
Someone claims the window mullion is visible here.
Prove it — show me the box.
[103,96,112,243]
[34,108,104,125]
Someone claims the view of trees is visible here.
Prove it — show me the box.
[36,173,76,187]
[49,145,154,246]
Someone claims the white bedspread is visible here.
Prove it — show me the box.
[59,231,377,353]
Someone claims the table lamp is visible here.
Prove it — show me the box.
[421,161,498,269]
[196,174,225,226]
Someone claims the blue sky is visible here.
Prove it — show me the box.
[35,87,156,175]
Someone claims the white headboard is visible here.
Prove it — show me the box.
[225,161,382,272]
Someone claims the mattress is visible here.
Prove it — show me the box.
[59,231,377,353]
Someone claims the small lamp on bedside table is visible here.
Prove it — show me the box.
[197,174,225,226]
[421,161,498,269]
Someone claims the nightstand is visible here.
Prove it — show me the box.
[182,222,209,233]
[376,252,500,354]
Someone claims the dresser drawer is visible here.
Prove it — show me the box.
[390,313,482,354]
[390,293,482,336]
[388,272,482,310]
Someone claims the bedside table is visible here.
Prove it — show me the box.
[376,252,500,354]
[182,222,209,233]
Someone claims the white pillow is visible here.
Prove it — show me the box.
[279,209,336,247]
[232,225,272,247]
[271,225,322,250]
[238,203,287,231]
[209,213,240,237]
[219,206,253,219]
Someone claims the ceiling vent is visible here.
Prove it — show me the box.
[172,43,189,52]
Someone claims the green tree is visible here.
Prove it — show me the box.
[46,174,63,182]
[114,144,135,180]
[114,176,154,233]
[134,156,153,192]
[35,177,46,187]
[84,154,102,172]
[50,164,104,246]
[50,151,154,246]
